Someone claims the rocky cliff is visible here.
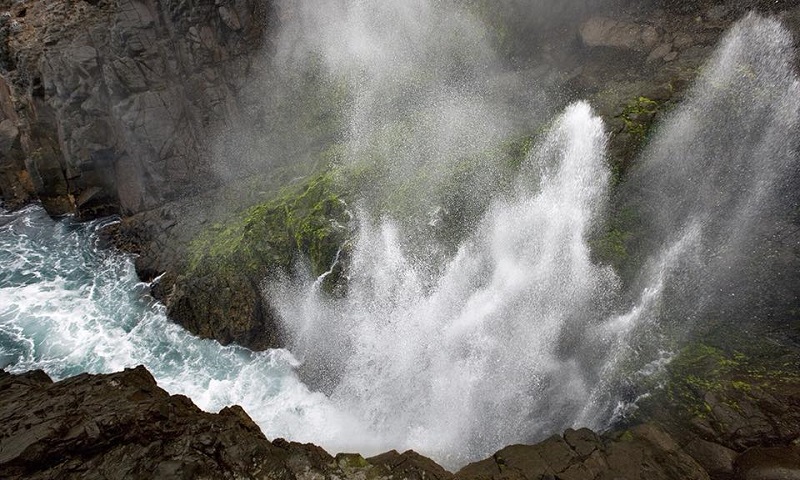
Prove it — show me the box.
[3,0,799,351]
[0,0,267,218]
[7,365,794,480]
[1,1,800,478]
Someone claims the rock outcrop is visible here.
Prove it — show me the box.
[8,366,797,480]
[0,0,267,218]
[630,341,800,480]
[0,366,450,480]
[457,426,711,480]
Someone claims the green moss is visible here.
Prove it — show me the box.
[731,381,751,392]
[187,170,350,293]
[607,96,664,185]
[336,454,370,470]
[656,341,800,420]
[620,97,660,142]
[501,133,535,170]
[589,204,641,278]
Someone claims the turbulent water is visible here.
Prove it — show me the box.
[1,9,799,474]
[272,12,800,467]
[0,204,378,453]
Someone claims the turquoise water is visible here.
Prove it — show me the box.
[0,204,375,456]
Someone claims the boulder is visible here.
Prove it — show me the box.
[686,438,739,478]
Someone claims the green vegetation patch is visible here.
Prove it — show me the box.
[187,170,350,292]
[661,342,800,420]
[590,227,631,268]
[619,96,661,143]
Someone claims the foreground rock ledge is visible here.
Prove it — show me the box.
[4,366,797,480]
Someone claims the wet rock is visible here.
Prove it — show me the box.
[457,424,709,480]
[564,427,601,457]
[0,366,277,479]
[579,17,660,52]
[0,77,34,209]
[368,450,454,480]
[707,6,731,22]
[648,43,673,62]
[0,366,454,480]
[630,341,800,480]
[735,446,800,480]
[6,365,800,480]
[686,438,738,478]
[602,425,710,480]
[167,270,279,350]
[673,32,695,50]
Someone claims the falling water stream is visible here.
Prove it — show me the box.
[1,11,798,471]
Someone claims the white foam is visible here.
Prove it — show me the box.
[0,205,364,452]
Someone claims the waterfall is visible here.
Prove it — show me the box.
[272,12,800,468]
[272,102,620,466]
[1,7,798,473]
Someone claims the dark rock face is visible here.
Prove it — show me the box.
[0,0,268,218]
[0,366,293,479]
[4,366,785,480]
[0,366,452,480]
[1,366,269,478]
[0,75,35,209]
[0,0,282,349]
[457,426,710,480]
[167,267,278,349]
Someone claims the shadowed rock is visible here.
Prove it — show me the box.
[4,365,800,479]
[0,366,457,479]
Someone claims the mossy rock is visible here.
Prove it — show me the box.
[166,121,543,350]
[187,170,349,283]
[630,340,800,450]
[608,96,663,184]
[166,170,351,349]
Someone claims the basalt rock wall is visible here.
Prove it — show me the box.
[0,0,268,218]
